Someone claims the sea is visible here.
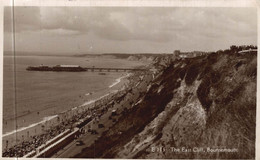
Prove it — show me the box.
[2,55,145,136]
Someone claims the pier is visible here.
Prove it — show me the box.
[83,67,146,72]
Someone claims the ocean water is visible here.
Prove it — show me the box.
[3,55,145,135]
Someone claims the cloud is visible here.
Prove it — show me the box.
[5,7,257,39]
[4,7,257,53]
[4,7,41,32]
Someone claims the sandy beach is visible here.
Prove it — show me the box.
[2,71,131,152]
[3,68,153,157]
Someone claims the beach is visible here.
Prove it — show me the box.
[2,68,152,157]
[2,70,132,153]
[2,55,147,154]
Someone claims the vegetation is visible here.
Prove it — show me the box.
[75,46,256,159]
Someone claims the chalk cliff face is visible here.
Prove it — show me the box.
[77,51,256,159]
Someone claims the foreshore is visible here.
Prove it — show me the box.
[2,71,134,157]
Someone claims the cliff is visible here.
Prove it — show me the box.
[76,50,256,159]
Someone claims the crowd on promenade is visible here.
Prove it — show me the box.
[3,70,152,157]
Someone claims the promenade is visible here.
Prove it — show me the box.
[53,71,153,158]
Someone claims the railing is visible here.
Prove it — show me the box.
[34,128,80,158]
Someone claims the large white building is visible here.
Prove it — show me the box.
[173,50,207,59]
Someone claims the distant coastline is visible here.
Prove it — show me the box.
[4,50,173,58]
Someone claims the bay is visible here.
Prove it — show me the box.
[3,54,144,134]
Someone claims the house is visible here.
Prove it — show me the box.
[174,50,208,59]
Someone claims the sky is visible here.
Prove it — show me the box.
[4,7,257,55]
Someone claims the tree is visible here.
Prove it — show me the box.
[230,45,238,53]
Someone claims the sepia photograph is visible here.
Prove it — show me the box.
[1,2,258,159]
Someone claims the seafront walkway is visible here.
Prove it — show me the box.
[52,72,153,158]
[2,86,125,157]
